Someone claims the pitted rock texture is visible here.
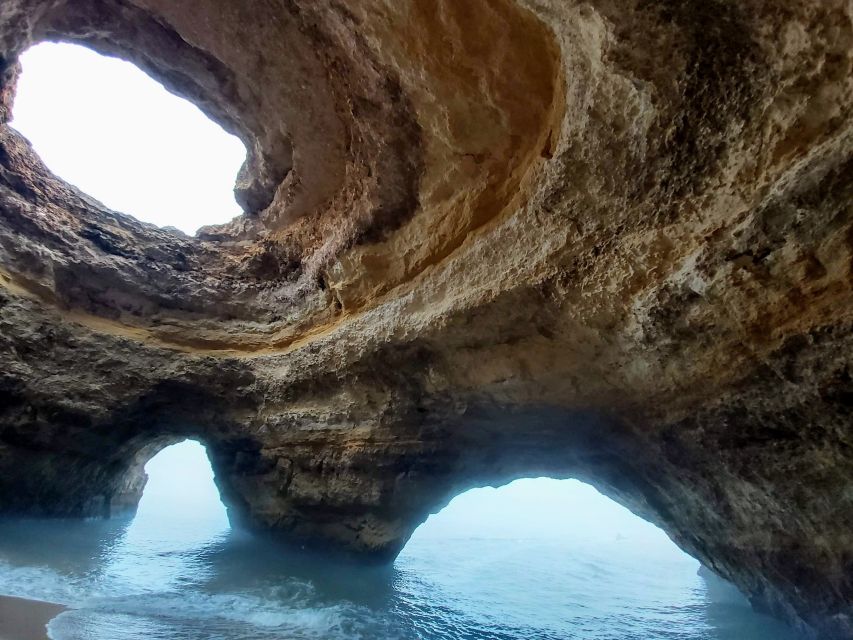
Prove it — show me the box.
[0,1,851,638]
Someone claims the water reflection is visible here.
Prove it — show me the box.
[0,482,805,640]
[0,516,133,577]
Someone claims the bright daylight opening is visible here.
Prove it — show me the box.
[398,479,795,639]
[101,440,230,596]
[136,440,228,528]
[409,478,686,550]
[11,42,246,235]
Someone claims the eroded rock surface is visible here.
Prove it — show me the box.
[0,0,851,637]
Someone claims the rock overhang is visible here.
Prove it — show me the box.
[0,1,851,638]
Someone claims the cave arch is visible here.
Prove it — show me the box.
[0,1,850,639]
[132,440,229,521]
[399,478,804,640]
[406,477,681,548]
[111,437,236,522]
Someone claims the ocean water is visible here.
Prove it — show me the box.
[0,448,801,640]
[0,511,803,640]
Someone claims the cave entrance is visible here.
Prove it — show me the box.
[395,478,796,639]
[10,42,246,235]
[100,439,230,591]
[131,439,229,540]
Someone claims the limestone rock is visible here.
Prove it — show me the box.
[0,1,851,637]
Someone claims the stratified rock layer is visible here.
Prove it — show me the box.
[0,1,851,637]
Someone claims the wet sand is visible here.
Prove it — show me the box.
[0,595,66,640]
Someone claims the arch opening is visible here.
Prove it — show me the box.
[131,439,229,536]
[396,478,800,640]
[80,439,233,599]
[10,42,247,235]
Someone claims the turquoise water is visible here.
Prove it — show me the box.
[0,446,801,640]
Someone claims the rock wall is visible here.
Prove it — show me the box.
[0,0,851,637]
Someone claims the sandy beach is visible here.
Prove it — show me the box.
[0,595,66,640]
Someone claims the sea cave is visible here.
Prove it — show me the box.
[0,1,850,638]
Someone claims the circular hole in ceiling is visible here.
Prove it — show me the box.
[10,42,247,236]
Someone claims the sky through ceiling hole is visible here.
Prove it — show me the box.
[11,42,247,235]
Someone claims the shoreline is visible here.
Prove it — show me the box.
[0,594,67,640]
